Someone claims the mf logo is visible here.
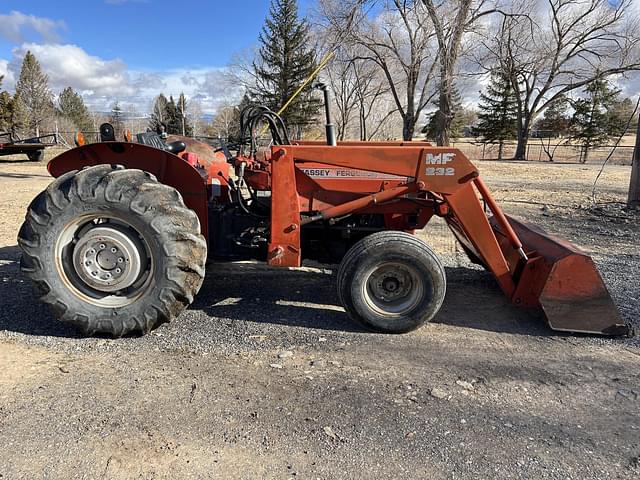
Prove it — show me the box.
[424,152,456,177]
[425,152,455,165]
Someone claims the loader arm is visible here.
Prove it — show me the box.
[268,145,514,280]
[267,144,628,336]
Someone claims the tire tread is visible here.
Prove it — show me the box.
[18,164,206,337]
[337,231,446,333]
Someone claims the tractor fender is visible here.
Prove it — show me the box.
[47,142,209,239]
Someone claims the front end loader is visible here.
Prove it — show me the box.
[17,104,630,337]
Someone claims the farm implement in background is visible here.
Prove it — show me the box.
[0,132,57,162]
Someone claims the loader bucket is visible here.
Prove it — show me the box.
[491,216,630,336]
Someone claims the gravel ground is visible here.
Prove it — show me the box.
[0,159,638,479]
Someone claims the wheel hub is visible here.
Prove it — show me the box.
[372,268,412,302]
[363,261,424,317]
[72,225,144,292]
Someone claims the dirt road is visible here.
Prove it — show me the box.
[0,159,638,479]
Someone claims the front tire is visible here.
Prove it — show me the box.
[27,150,44,162]
[337,231,446,333]
[18,165,207,336]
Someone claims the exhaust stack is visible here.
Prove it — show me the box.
[314,81,337,146]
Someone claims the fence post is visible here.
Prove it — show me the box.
[628,112,640,208]
[538,140,542,162]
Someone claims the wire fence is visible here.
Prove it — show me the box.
[17,131,637,167]
[450,140,635,165]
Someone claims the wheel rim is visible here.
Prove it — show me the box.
[55,216,154,307]
[362,262,425,317]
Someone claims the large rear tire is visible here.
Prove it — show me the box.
[337,231,446,333]
[18,164,207,336]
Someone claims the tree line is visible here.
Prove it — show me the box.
[0,51,198,142]
[221,0,640,160]
[474,70,637,161]
[0,51,94,139]
[2,0,639,162]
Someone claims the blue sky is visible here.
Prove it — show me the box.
[0,0,313,113]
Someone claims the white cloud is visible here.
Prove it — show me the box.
[135,68,243,115]
[12,43,134,97]
[0,59,14,86]
[1,43,242,114]
[0,9,246,115]
[617,75,640,98]
[0,11,66,44]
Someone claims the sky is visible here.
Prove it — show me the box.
[0,0,312,114]
[1,1,638,117]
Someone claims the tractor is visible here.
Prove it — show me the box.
[17,98,630,337]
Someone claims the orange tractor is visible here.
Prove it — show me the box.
[17,104,629,337]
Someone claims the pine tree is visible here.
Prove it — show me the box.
[423,85,466,140]
[252,0,321,138]
[149,93,169,132]
[0,92,27,138]
[109,101,125,139]
[0,76,27,138]
[174,93,192,136]
[165,96,182,135]
[607,97,637,137]
[57,87,93,133]
[536,95,570,138]
[148,93,192,136]
[16,51,54,137]
[571,78,620,163]
[474,70,518,161]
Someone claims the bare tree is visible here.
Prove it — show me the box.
[325,55,360,140]
[630,113,640,208]
[207,103,240,140]
[319,0,439,140]
[326,45,397,141]
[122,103,145,135]
[149,94,169,132]
[483,0,640,159]
[227,48,259,94]
[188,99,204,137]
[423,0,503,145]
[351,56,399,140]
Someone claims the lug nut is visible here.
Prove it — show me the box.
[115,268,122,274]
[99,244,106,250]
[91,271,98,276]
[111,247,117,253]
[117,258,124,263]
[85,261,92,266]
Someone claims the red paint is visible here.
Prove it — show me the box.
[48,142,209,241]
[46,138,624,334]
